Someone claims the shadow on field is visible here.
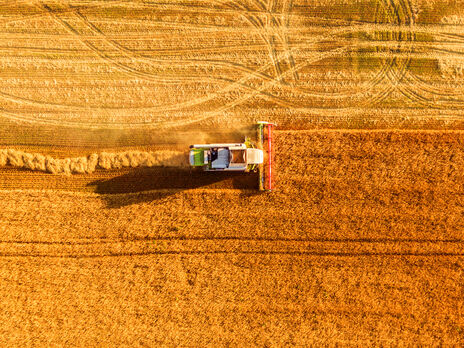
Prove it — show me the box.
[87,166,259,208]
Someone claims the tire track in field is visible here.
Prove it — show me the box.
[10,1,360,126]
[2,252,463,258]
[401,71,464,109]
[399,30,464,107]
[0,42,351,128]
[162,46,350,129]
[56,0,382,26]
[252,0,416,104]
[358,0,415,106]
[383,1,464,108]
[72,8,279,82]
[265,0,296,84]
[0,2,97,26]
[223,0,283,80]
[320,0,411,107]
[292,51,395,100]
[37,1,213,84]
[3,0,457,127]
[239,0,298,85]
[2,38,439,109]
[27,0,299,113]
[0,0,148,27]
[2,237,462,244]
[71,3,312,109]
[214,0,299,85]
[282,0,298,82]
[6,0,410,111]
[0,106,164,129]
[406,70,464,97]
[264,0,288,83]
[0,238,462,258]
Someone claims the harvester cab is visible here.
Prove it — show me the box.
[188,122,276,191]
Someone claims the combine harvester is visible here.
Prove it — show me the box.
[188,122,276,191]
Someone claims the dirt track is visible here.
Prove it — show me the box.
[1,0,464,346]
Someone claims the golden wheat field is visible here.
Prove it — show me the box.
[0,0,463,345]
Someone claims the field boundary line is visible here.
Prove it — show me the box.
[0,251,462,258]
[1,237,462,245]
[0,235,462,258]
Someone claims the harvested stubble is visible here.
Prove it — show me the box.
[0,149,186,174]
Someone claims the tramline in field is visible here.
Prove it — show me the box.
[188,122,276,191]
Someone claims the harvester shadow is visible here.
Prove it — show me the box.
[88,166,259,208]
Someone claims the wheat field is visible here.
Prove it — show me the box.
[0,0,463,346]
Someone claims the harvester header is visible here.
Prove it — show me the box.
[257,121,276,191]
